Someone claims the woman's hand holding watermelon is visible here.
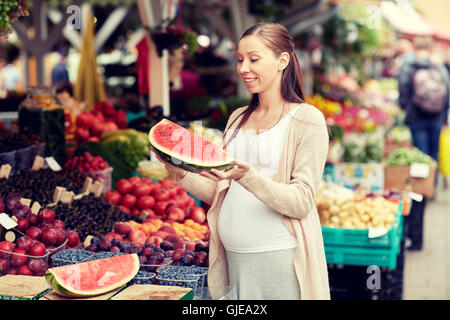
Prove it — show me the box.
[199,161,250,182]
[151,147,187,180]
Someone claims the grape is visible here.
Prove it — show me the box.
[0,0,27,38]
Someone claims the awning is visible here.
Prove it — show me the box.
[380,0,450,41]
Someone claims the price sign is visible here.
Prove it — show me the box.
[410,163,430,178]
[368,227,388,239]
[0,213,18,230]
[45,157,62,172]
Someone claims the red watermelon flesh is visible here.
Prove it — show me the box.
[149,119,234,172]
[45,253,139,297]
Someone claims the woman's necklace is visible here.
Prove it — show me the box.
[262,101,286,133]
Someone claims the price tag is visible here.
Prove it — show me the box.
[0,164,11,179]
[31,156,45,171]
[408,191,423,202]
[31,202,42,215]
[368,227,388,239]
[20,198,32,207]
[84,235,93,247]
[410,163,430,178]
[0,213,18,230]
[45,157,62,172]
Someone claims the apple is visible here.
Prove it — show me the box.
[39,208,55,223]
[0,258,11,275]
[16,237,34,252]
[52,220,65,229]
[26,226,42,241]
[16,218,30,233]
[129,229,146,244]
[28,241,46,257]
[189,207,206,224]
[17,265,34,276]
[168,207,185,222]
[0,241,14,259]
[66,230,80,247]
[40,228,58,246]
[11,248,28,266]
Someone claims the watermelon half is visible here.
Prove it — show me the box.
[149,119,235,173]
[45,254,140,297]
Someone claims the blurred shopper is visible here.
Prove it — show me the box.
[398,36,450,162]
[51,54,70,86]
[0,43,25,97]
[153,22,330,300]
[55,81,86,117]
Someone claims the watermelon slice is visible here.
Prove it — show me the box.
[149,119,235,173]
[45,254,139,297]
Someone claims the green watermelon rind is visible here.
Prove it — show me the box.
[152,147,235,173]
[149,119,235,173]
[45,254,140,297]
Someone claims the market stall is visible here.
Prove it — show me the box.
[1,0,449,302]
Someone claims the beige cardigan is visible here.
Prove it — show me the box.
[175,103,331,300]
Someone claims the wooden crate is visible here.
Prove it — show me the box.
[384,165,436,198]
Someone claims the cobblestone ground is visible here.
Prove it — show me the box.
[403,175,450,300]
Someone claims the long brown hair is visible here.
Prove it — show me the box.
[223,22,306,150]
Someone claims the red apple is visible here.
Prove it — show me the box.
[17,265,34,276]
[41,228,58,246]
[189,207,206,224]
[28,241,46,257]
[52,219,65,230]
[0,241,14,259]
[26,226,42,241]
[129,229,146,244]
[66,230,80,247]
[11,248,28,266]
[16,218,30,233]
[39,208,55,223]
[16,237,34,252]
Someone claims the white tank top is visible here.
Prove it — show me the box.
[218,106,300,253]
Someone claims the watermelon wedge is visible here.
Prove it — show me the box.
[149,119,235,173]
[45,254,139,297]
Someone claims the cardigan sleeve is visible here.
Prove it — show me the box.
[236,109,329,220]
[174,171,217,205]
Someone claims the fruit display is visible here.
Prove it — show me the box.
[53,194,142,242]
[384,147,435,167]
[85,232,209,269]
[45,253,140,297]
[0,196,83,277]
[63,152,109,173]
[149,119,235,173]
[119,217,209,243]
[316,183,399,229]
[104,176,202,222]
[0,169,85,206]
[75,101,127,143]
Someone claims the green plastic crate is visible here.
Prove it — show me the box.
[324,238,401,269]
[321,202,403,248]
